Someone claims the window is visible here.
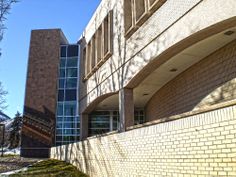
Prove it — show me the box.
[83,11,113,80]
[64,122,75,129]
[60,58,66,68]
[64,117,74,121]
[58,79,65,89]
[67,45,78,57]
[134,110,145,125]
[56,45,79,145]
[56,122,63,129]
[57,103,63,116]
[64,102,76,116]
[66,58,78,68]
[148,0,166,13]
[59,68,65,78]
[134,0,148,25]
[86,42,91,76]
[66,78,77,88]
[83,47,87,77]
[91,36,96,70]
[60,46,67,57]
[96,26,102,65]
[66,68,77,78]
[124,0,166,38]
[56,136,62,142]
[57,116,63,122]
[103,11,113,60]
[58,90,64,101]
[65,89,77,101]
[124,0,135,37]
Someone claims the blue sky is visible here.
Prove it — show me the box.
[0,0,101,118]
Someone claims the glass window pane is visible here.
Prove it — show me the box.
[56,129,63,135]
[66,78,77,88]
[77,123,80,129]
[90,122,110,128]
[66,58,78,67]
[65,89,77,101]
[64,122,75,129]
[64,102,76,116]
[56,122,63,129]
[56,136,62,141]
[64,117,74,121]
[67,45,78,57]
[57,103,63,116]
[70,136,75,141]
[63,136,70,141]
[59,79,65,89]
[60,58,66,68]
[57,116,63,122]
[61,46,67,57]
[66,68,77,78]
[63,129,75,135]
[59,68,65,78]
[58,90,64,101]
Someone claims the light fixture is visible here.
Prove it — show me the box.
[224,30,235,36]
[169,68,177,72]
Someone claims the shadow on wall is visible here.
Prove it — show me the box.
[53,133,126,176]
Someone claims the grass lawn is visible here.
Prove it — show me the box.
[10,159,88,177]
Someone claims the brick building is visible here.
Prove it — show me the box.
[23,0,236,176]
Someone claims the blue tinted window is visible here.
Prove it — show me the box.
[60,58,66,68]
[67,45,78,57]
[59,68,65,78]
[64,122,75,129]
[66,58,78,67]
[65,89,77,101]
[64,117,74,121]
[66,68,77,77]
[59,79,65,89]
[58,90,64,101]
[66,78,77,88]
[64,102,76,116]
[57,103,63,116]
[61,46,67,57]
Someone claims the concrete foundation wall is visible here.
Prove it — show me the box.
[146,39,236,121]
[51,104,236,176]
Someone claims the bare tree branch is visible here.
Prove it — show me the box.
[0,81,7,111]
[0,0,18,111]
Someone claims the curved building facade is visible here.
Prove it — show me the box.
[79,0,236,139]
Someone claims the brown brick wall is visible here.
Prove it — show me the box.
[146,39,236,121]
[21,29,62,158]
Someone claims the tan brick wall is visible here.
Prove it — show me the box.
[51,104,236,176]
[146,39,236,121]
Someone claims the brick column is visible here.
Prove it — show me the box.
[119,88,134,132]
[80,114,88,140]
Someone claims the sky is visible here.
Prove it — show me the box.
[0,0,101,118]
